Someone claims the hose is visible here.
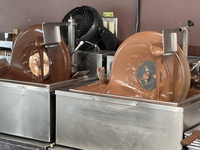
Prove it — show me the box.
[134,0,140,34]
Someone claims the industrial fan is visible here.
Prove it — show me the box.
[60,6,117,51]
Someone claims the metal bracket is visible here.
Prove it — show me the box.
[42,17,76,54]
[180,26,190,57]
[162,28,179,54]
[162,20,194,56]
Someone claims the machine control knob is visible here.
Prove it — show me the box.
[188,20,194,27]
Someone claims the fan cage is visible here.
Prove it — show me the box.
[61,6,95,46]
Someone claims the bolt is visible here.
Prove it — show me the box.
[143,72,151,80]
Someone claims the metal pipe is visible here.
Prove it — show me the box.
[68,16,75,54]
[183,29,189,57]
[134,0,140,34]
[180,20,194,57]
[180,27,189,57]
[71,41,84,56]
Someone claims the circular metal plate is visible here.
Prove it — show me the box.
[137,61,159,90]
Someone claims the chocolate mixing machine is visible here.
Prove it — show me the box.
[54,21,200,150]
[0,17,199,150]
[0,18,78,143]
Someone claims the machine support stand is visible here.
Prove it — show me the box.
[162,20,194,101]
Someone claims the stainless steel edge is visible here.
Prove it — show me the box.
[183,100,200,131]
[0,78,48,86]
[0,76,97,91]
[48,146,79,150]
[55,90,183,113]
[56,88,179,107]
[0,76,98,142]
[178,94,200,107]
[0,82,52,142]
[48,77,98,91]
[0,80,49,92]
[55,91,184,150]
[54,79,199,150]
[0,133,52,149]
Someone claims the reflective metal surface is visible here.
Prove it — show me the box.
[102,18,118,37]
[184,125,200,149]
[48,146,80,150]
[162,21,193,56]
[188,146,200,150]
[106,55,114,78]
[162,28,179,54]
[0,32,14,49]
[0,41,12,49]
[75,50,115,76]
[0,133,51,150]
[55,81,200,150]
[0,79,78,142]
[42,22,73,48]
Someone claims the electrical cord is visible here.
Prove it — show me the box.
[84,41,100,53]
[71,40,101,56]
[134,0,140,34]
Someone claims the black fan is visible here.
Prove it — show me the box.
[60,6,117,50]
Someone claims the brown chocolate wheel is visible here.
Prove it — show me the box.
[103,31,190,102]
[4,25,71,84]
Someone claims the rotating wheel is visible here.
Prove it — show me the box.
[104,31,190,102]
[3,25,71,84]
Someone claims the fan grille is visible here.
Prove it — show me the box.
[61,6,95,46]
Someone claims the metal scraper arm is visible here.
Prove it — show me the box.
[162,20,194,56]
[42,17,76,54]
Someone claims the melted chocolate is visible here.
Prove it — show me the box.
[0,25,71,84]
[187,89,200,98]
[150,43,164,100]
[77,31,191,102]
[0,59,10,76]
